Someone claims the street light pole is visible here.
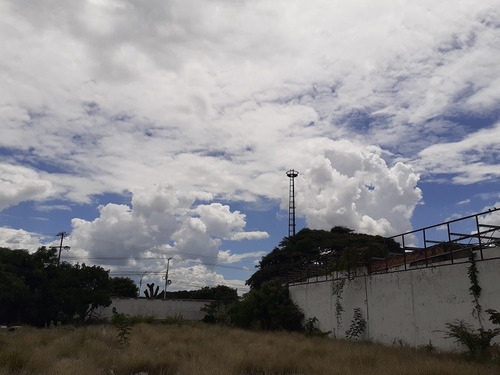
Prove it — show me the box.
[163,257,172,300]
[139,271,147,298]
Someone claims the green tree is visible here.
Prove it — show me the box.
[0,247,56,324]
[111,277,139,298]
[247,227,400,289]
[199,285,239,324]
[231,280,304,331]
[0,269,30,323]
[0,247,112,326]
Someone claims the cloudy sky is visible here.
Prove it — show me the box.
[1,0,499,294]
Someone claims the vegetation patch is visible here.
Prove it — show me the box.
[1,325,498,375]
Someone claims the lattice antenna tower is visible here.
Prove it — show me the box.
[286,169,299,237]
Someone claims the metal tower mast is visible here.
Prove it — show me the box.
[286,169,299,237]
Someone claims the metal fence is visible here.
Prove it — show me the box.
[288,207,500,285]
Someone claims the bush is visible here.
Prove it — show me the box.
[231,280,304,331]
[444,320,500,359]
[304,317,331,337]
[111,313,133,346]
[163,313,184,326]
[345,308,367,340]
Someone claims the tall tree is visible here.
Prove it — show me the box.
[230,280,304,331]
[247,227,401,289]
[111,277,139,298]
[0,247,112,326]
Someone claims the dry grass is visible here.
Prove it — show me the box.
[0,324,499,375]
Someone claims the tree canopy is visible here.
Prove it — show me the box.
[246,227,401,289]
[111,277,139,298]
[0,246,112,326]
[230,280,304,331]
[162,285,238,303]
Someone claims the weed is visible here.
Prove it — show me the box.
[345,307,367,340]
[419,340,436,353]
[331,279,346,328]
[0,346,31,372]
[163,313,184,326]
[0,324,499,374]
[111,313,133,346]
[304,317,331,337]
[129,315,155,325]
[444,320,500,359]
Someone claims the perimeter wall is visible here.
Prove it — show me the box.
[289,247,500,351]
[99,298,210,321]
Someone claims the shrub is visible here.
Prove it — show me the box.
[304,317,331,337]
[111,312,133,346]
[163,313,184,326]
[231,280,304,331]
[345,307,367,340]
[444,320,500,359]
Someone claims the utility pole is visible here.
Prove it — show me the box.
[139,271,148,298]
[56,232,70,264]
[163,257,172,300]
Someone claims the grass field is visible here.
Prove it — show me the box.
[0,323,499,375]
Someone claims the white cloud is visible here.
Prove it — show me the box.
[192,203,269,241]
[35,204,72,212]
[414,122,500,183]
[0,163,54,211]
[481,204,500,225]
[218,250,266,265]
[63,185,268,290]
[0,227,44,251]
[0,0,499,288]
[296,141,422,235]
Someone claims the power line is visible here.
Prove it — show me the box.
[106,274,250,292]
[76,237,259,265]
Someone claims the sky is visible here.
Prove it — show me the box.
[1,0,499,295]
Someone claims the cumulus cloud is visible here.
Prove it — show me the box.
[64,185,268,290]
[218,250,266,265]
[1,0,498,202]
[414,122,500,184]
[192,203,269,241]
[295,140,422,235]
[481,204,500,223]
[69,185,267,257]
[0,1,499,288]
[0,163,54,211]
[0,227,44,250]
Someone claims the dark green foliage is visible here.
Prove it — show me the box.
[331,279,346,328]
[112,312,133,346]
[238,227,399,333]
[202,302,231,325]
[0,246,112,326]
[163,313,185,326]
[230,280,304,331]
[486,309,500,325]
[198,286,239,324]
[304,316,331,337]
[144,282,161,298]
[467,253,482,323]
[111,277,139,298]
[246,227,401,289]
[163,284,238,301]
[345,307,367,340]
[444,320,500,359]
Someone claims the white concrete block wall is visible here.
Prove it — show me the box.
[289,248,500,351]
[100,298,210,321]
